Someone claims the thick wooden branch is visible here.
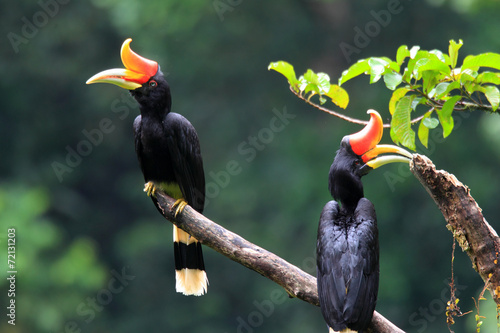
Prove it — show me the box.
[410,154,500,305]
[154,192,404,333]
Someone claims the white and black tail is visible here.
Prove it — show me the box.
[173,225,208,296]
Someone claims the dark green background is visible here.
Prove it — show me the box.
[2,0,500,332]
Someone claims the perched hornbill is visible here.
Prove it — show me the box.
[87,39,208,296]
[317,110,412,332]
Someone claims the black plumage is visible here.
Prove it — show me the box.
[86,39,208,296]
[317,138,379,332]
[131,68,208,296]
[132,69,205,213]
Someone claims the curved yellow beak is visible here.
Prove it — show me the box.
[362,144,413,164]
[86,38,158,90]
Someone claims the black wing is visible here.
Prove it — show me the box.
[317,200,345,331]
[133,115,145,176]
[163,112,205,213]
[317,198,379,331]
[344,197,379,330]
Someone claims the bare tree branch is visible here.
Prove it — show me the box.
[154,192,405,333]
[410,154,500,306]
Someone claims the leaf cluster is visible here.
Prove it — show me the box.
[270,40,500,150]
[268,61,349,109]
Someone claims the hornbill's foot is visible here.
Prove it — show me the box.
[172,199,188,218]
[144,181,156,197]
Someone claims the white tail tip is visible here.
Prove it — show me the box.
[175,269,209,296]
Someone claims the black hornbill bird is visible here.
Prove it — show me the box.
[317,110,412,332]
[87,39,208,296]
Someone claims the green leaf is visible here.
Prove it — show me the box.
[390,95,416,150]
[462,53,500,71]
[387,61,400,72]
[418,122,429,148]
[423,116,440,129]
[437,81,460,99]
[389,87,410,115]
[429,82,448,99]
[316,72,332,94]
[325,85,349,109]
[404,49,429,81]
[418,111,433,148]
[303,69,319,85]
[421,70,440,94]
[297,69,348,108]
[368,57,390,84]
[464,81,484,95]
[268,61,298,88]
[476,72,500,85]
[411,96,425,110]
[437,95,461,138]
[449,39,463,68]
[409,45,421,58]
[484,85,500,111]
[384,71,403,90]
[298,75,308,91]
[339,58,370,85]
[459,68,478,84]
[302,82,317,96]
[413,55,451,80]
[396,45,410,66]
[302,69,328,96]
[431,81,460,99]
[430,49,450,66]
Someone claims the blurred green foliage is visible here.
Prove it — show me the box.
[2,0,500,332]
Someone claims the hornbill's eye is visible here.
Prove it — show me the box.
[149,80,158,87]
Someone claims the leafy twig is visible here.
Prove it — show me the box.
[289,86,370,125]
[289,85,426,128]
[271,40,500,150]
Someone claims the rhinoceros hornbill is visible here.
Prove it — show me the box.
[317,110,412,332]
[87,39,208,296]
